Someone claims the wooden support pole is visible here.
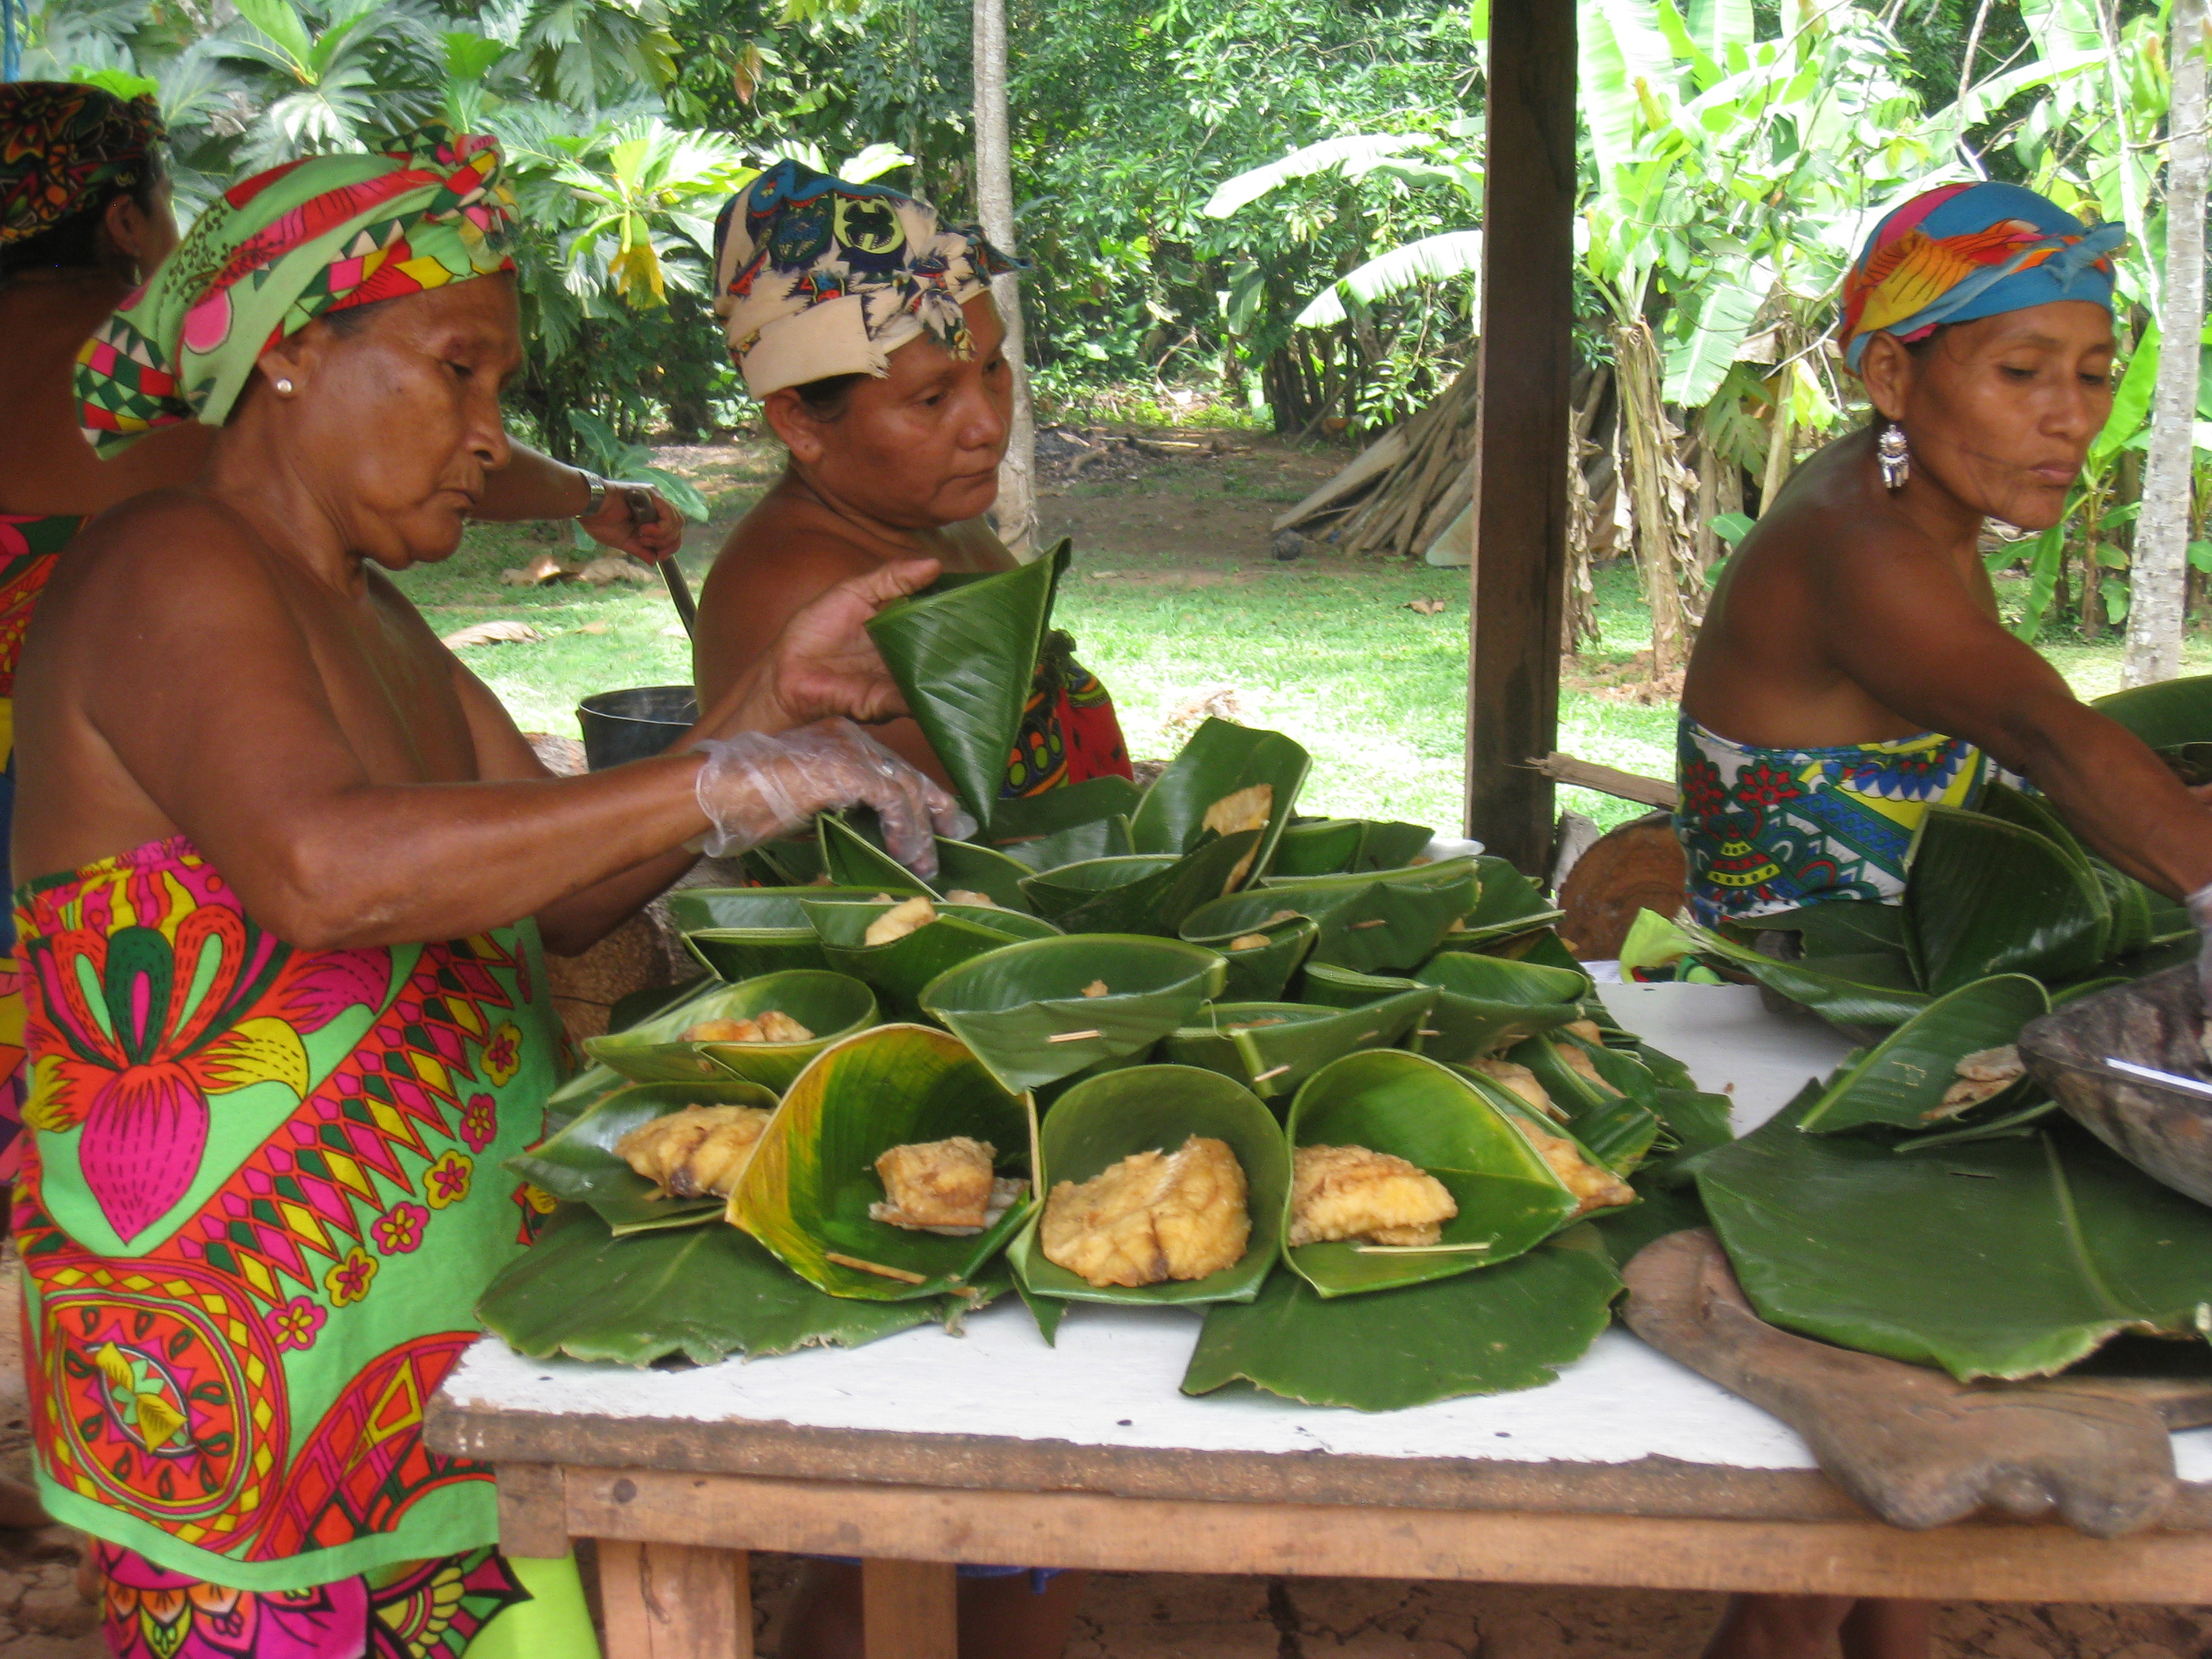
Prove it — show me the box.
[598,1541,750,1659]
[1465,0,1578,872]
[862,1558,960,1659]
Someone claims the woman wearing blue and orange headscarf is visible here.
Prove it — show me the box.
[1675,181,2212,1659]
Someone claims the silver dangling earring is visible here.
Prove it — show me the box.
[274,377,295,396]
[1877,421,1910,491]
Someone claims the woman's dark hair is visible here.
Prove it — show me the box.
[790,371,868,422]
[0,156,165,283]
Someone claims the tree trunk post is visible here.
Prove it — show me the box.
[972,0,1038,560]
[1463,0,1577,874]
[2125,0,2209,686]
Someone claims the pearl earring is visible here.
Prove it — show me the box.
[274,377,295,396]
[1877,421,1910,491]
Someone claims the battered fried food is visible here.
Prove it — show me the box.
[1555,1042,1620,1095]
[1511,1117,1634,1216]
[1472,1059,1563,1119]
[616,1105,775,1198]
[1288,1143,1457,1247]
[1082,979,1109,998]
[864,895,937,945]
[870,1136,1028,1234]
[943,889,1000,908]
[679,1010,815,1044]
[1227,933,1271,951]
[1927,1044,2027,1120]
[1203,785,1274,887]
[1040,1135,1250,1287]
[1562,1019,1605,1044]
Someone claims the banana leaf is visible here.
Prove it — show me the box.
[801,899,1056,1020]
[1906,806,2109,995]
[935,839,1047,911]
[1005,1063,1290,1305]
[1410,951,1589,1064]
[1297,962,1426,1008]
[584,970,878,1089]
[741,834,829,888]
[1429,856,1566,952]
[1893,1095,2060,1151]
[1179,908,1319,1002]
[1182,1234,1621,1410]
[1162,988,1436,1103]
[544,1062,626,1134]
[1284,1049,1586,1296]
[920,934,1227,1092]
[727,1023,1036,1300]
[1721,899,1906,959]
[1129,717,1311,876]
[1270,818,1366,876]
[1795,974,2050,1136]
[478,1205,943,1366]
[2092,672,2212,749]
[1636,912,1931,1029]
[670,887,888,982]
[818,811,939,899]
[986,775,1144,850]
[1699,1105,2212,1380]
[1018,833,1261,936]
[1500,1034,1662,1175]
[993,815,1135,873]
[1361,821,1438,871]
[506,1076,779,1215]
[864,543,1064,823]
[1252,858,1481,974]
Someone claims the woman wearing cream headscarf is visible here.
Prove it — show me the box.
[21,125,963,1659]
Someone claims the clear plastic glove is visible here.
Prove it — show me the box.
[2192,882,2212,1010]
[693,719,975,877]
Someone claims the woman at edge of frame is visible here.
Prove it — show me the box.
[1675,182,2212,1659]
[0,81,689,1214]
[691,159,1134,807]
[14,124,968,1659]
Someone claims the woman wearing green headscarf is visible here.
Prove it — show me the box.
[17,125,964,1659]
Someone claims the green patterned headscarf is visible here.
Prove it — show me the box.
[1,81,165,247]
[77,123,516,454]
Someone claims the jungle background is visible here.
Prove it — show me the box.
[11,0,2212,841]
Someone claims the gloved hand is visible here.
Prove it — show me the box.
[2191,882,2212,1010]
[693,719,975,877]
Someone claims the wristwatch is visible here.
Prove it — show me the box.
[576,470,610,520]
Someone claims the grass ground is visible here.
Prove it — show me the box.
[394,430,2212,840]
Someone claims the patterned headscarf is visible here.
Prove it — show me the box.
[76,123,516,454]
[1839,180,2123,371]
[1,81,165,247]
[712,159,1023,397]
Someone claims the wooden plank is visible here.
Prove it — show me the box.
[861,1559,958,1659]
[1464,0,1578,871]
[496,1462,571,1560]
[1532,752,1678,808]
[598,1540,750,1659]
[560,1468,2212,1604]
[1271,427,1409,531]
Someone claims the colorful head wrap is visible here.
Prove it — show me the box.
[1,81,165,247]
[1839,180,2123,371]
[712,159,1024,398]
[75,123,516,454]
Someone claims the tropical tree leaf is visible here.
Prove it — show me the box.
[1271,819,1437,877]
[985,776,1144,857]
[584,970,878,1090]
[934,839,1046,911]
[1408,951,1588,1063]
[1162,989,1435,1102]
[1427,856,1568,951]
[1006,1064,1290,1305]
[1662,258,1763,407]
[1019,833,1261,935]
[668,887,888,982]
[1179,909,1319,1002]
[1285,1050,1586,1297]
[818,812,939,898]
[1500,1033,1664,1175]
[921,935,1227,1092]
[1700,1107,2212,1380]
[1130,718,1310,876]
[478,1205,943,1366]
[1296,231,1483,329]
[1628,912,1932,1029]
[1906,806,2109,995]
[865,548,1064,824]
[1796,975,2051,1136]
[1297,962,1427,1008]
[2093,673,2212,749]
[506,1077,779,1211]
[1181,1236,1620,1409]
[802,899,1054,1020]
[1252,857,1481,973]
[1200,132,1430,218]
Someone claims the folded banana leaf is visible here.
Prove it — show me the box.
[1254,857,1481,974]
[1700,1101,2212,1380]
[1182,1233,1620,1410]
[1297,962,1425,1008]
[817,811,939,899]
[507,1077,780,1237]
[1906,805,2108,996]
[1975,783,2190,960]
[1727,899,1908,958]
[920,934,1227,1092]
[1458,1066,1638,1225]
[1427,856,1567,951]
[1162,988,1435,1103]
[1892,1095,2061,1151]
[1795,974,2050,1136]
[1129,717,1311,876]
[1285,1049,1588,1296]
[1409,951,1589,1064]
[800,898,1057,1020]
[993,815,1135,873]
[740,833,830,888]
[544,1062,627,1134]
[728,1023,1036,1300]
[1630,912,1931,1029]
[1270,818,1434,877]
[1005,1063,1290,1305]
[864,544,1065,823]
[986,775,1144,851]
[1500,1033,1662,1175]
[585,970,878,1089]
[670,886,886,982]
[1179,911,1319,1002]
[478,1205,946,1366]
[2093,671,2212,749]
[1019,832,1261,936]
[935,839,1046,911]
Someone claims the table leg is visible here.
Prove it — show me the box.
[861,1558,958,1659]
[597,1540,750,1659]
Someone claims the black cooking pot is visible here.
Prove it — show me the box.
[577,685,697,771]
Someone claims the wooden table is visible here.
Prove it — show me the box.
[426,985,2212,1658]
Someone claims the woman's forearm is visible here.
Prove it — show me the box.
[476,441,590,523]
[537,846,701,957]
[1986,699,2212,899]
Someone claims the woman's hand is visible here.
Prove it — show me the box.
[579,481,684,564]
[694,718,973,876]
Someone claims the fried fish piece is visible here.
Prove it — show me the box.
[1288,1143,1457,1248]
[1227,933,1272,951]
[1555,1041,1620,1095]
[1204,784,1275,887]
[680,1009,815,1045]
[1472,1058,1563,1119]
[616,1105,775,1198]
[1562,1019,1606,1044]
[1511,1116,1634,1217]
[943,889,1000,909]
[865,895,938,946]
[869,1136,1025,1233]
[1041,1134,1250,1288]
[1927,1044,2027,1120]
